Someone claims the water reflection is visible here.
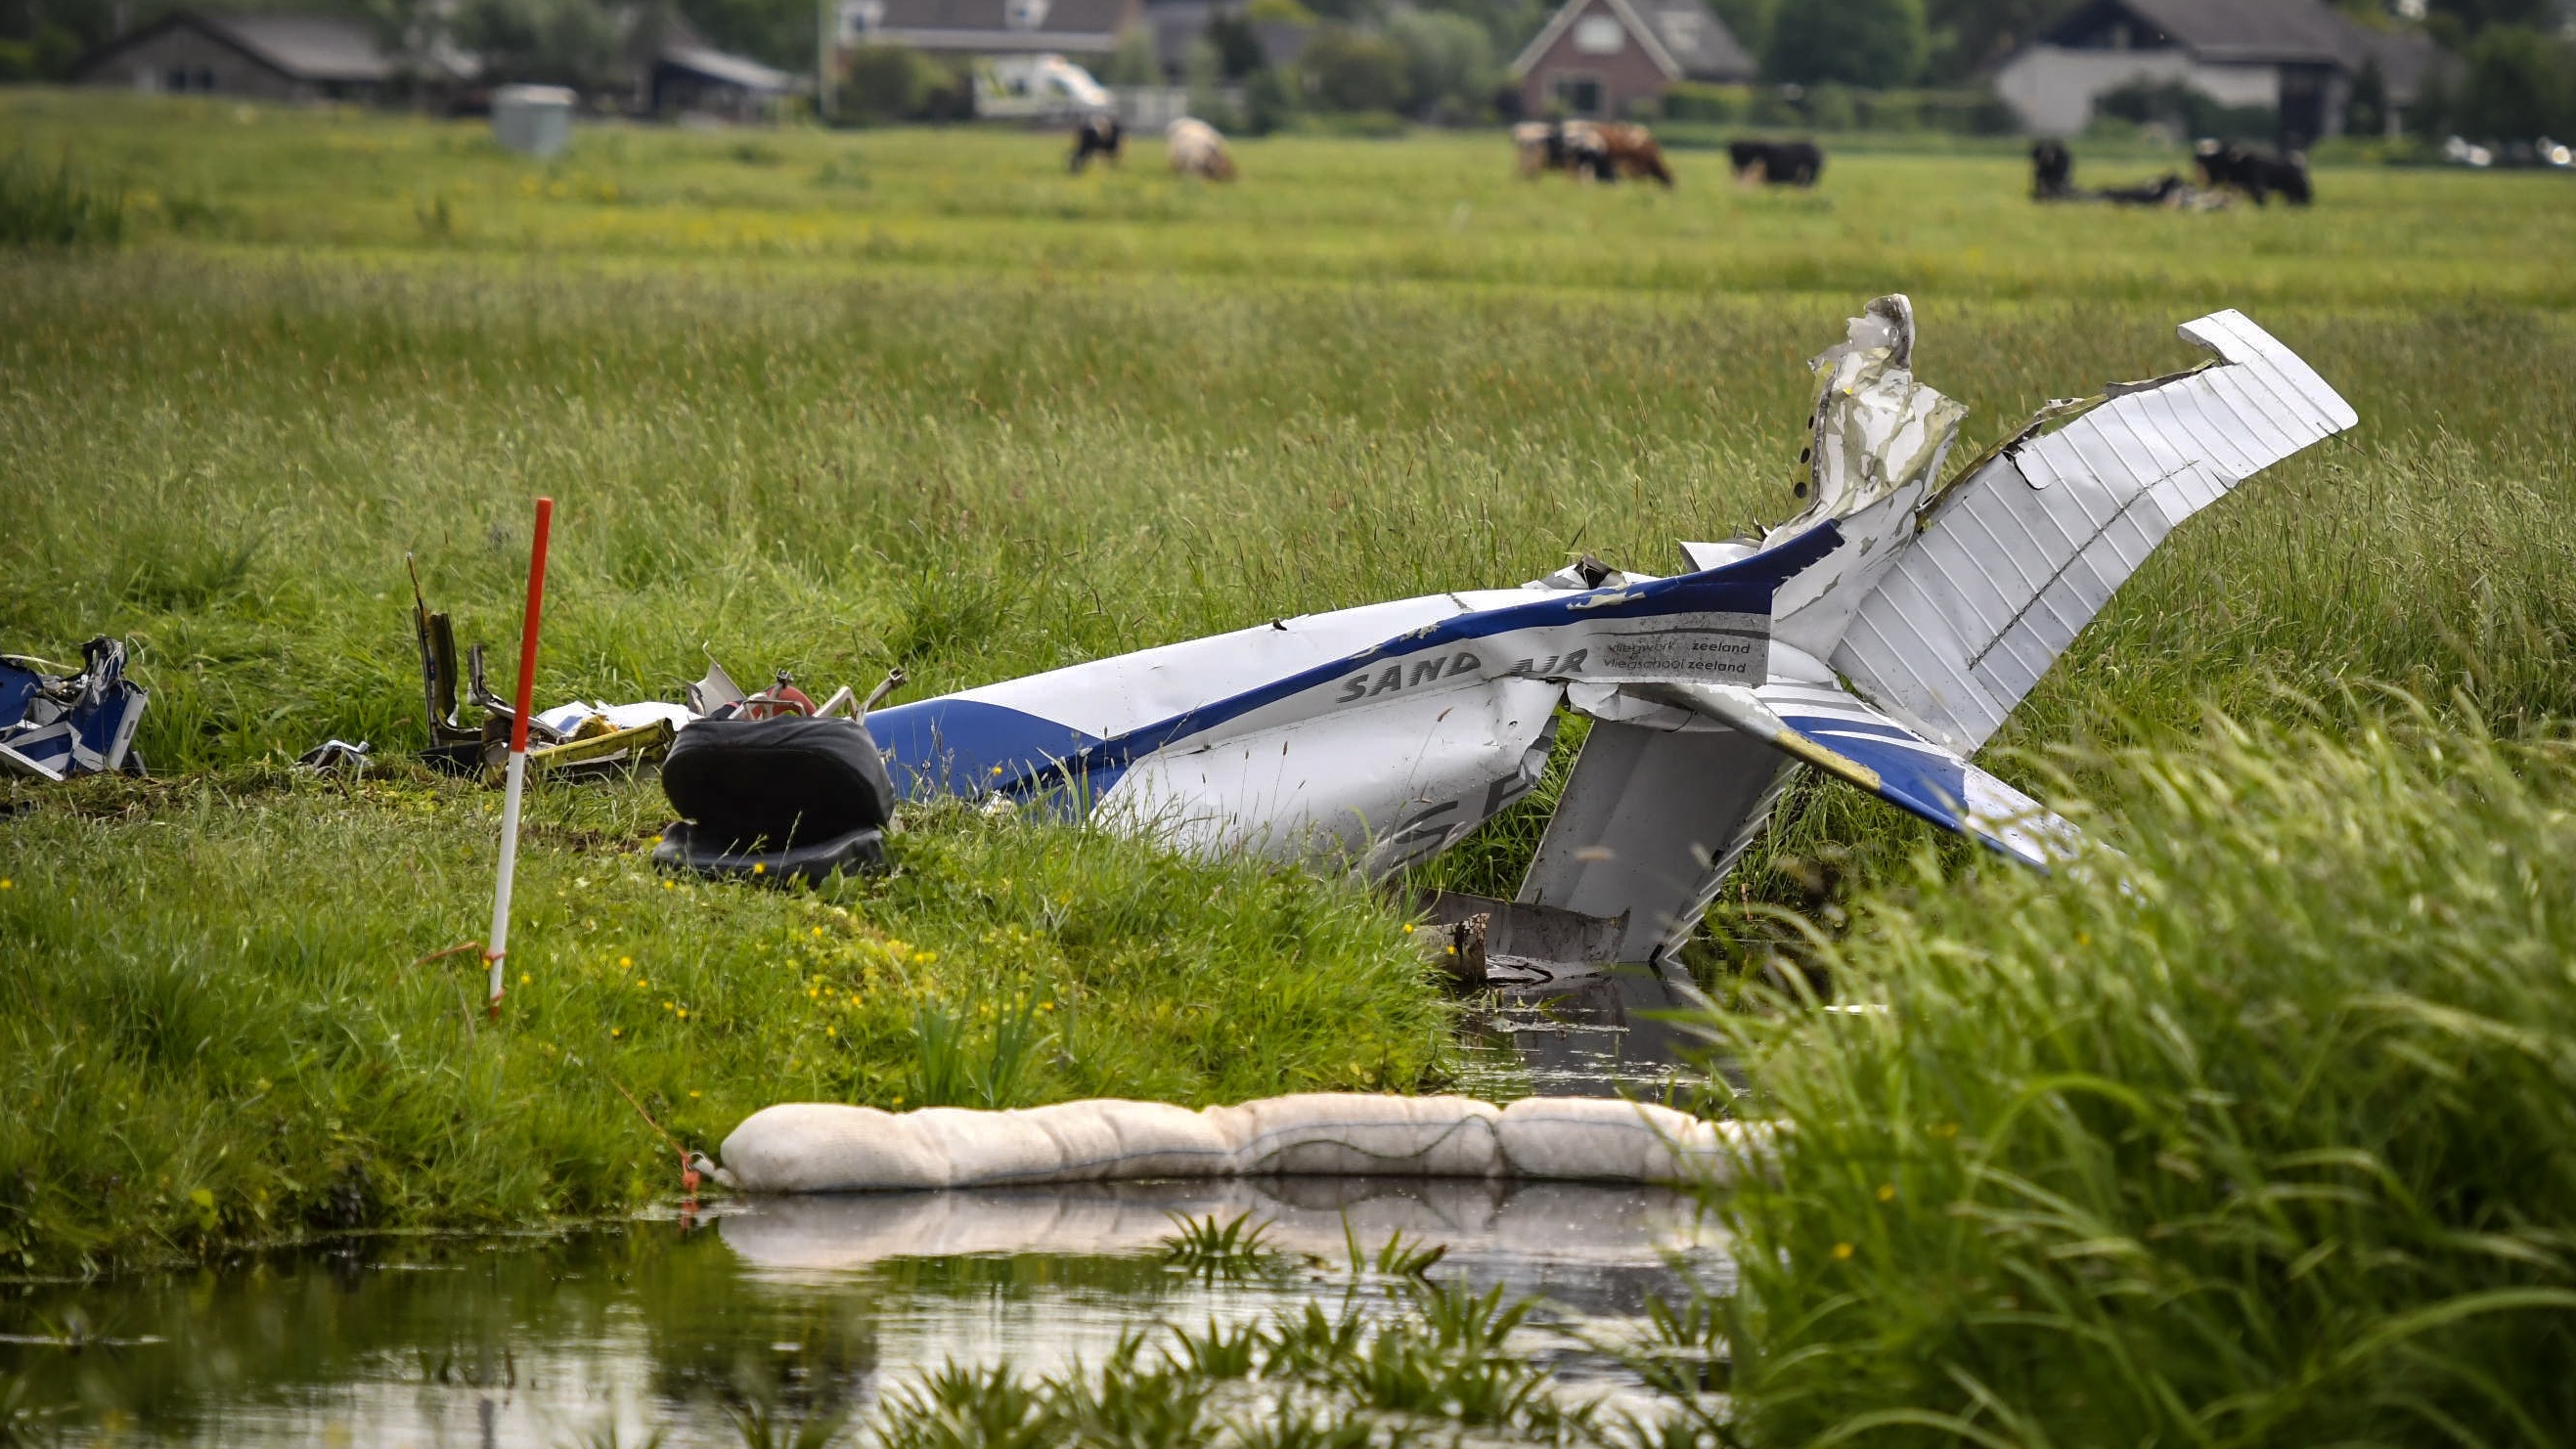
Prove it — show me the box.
[1458,960,1728,1102]
[3,1178,1727,1446]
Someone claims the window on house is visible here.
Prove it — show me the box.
[1573,15,1624,54]
[166,67,190,91]
[1551,72,1604,115]
[838,0,884,41]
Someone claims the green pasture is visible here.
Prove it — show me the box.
[4,86,2576,1441]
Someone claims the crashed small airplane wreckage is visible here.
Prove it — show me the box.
[0,638,149,781]
[859,296,2355,967]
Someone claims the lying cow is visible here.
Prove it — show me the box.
[2195,140,2310,205]
[1068,112,1122,174]
[1168,116,1237,182]
[1730,139,1824,187]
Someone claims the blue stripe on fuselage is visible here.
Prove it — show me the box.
[866,697,1110,804]
[889,525,1844,809]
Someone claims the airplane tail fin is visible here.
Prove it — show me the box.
[1832,310,2356,755]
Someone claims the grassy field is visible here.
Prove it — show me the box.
[4,86,2576,1437]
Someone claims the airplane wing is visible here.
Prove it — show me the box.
[1634,678,2085,870]
[1832,310,2357,755]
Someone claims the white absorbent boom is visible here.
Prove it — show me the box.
[713,1092,1761,1194]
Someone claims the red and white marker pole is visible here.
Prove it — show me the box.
[486,497,555,1019]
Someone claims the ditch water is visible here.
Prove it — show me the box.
[5,972,1726,1446]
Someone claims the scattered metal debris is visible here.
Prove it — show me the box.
[0,637,149,781]
[296,738,374,774]
[859,295,2356,971]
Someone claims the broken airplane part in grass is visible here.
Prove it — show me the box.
[854,295,2357,962]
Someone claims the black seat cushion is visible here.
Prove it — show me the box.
[660,717,895,850]
[653,820,886,885]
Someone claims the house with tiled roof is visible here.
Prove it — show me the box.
[1994,0,2443,141]
[1508,0,1754,121]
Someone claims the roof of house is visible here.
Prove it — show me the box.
[658,41,798,91]
[1509,0,1754,84]
[2036,0,2444,97]
[2045,0,2392,66]
[204,11,394,79]
[856,0,1136,53]
[1143,1,1310,75]
[75,9,396,83]
[2344,22,2443,102]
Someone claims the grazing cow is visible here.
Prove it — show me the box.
[1590,121,1673,186]
[1513,120,1672,186]
[2030,140,2075,199]
[1068,112,1122,174]
[1729,139,1824,187]
[1167,116,1237,182]
[2194,140,2311,205]
[1513,120,1561,176]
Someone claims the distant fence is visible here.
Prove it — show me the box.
[1112,86,1193,130]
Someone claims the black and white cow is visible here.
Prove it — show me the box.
[2194,140,2311,205]
[1068,112,1123,174]
[1728,139,1824,187]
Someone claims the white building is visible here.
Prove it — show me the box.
[1995,0,2441,142]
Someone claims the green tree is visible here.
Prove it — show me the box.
[1409,0,1547,54]
[840,42,936,120]
[1764,0,1927,87]
[1708,0,1775,58]
[453,0,621,88]
[1387,7,1495,118]
[2345,55,2388,136]
[1205,12,1268,77]
[2426,0,2558,39]
[1297,24,1408,111]
[1920,0,2062,82]
[1104,24,1162,85]
[2455,24,2576,139]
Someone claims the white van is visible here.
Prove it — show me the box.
[972,53,1110,120]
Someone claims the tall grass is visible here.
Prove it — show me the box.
[0,153,122,248]
[1713,702,2576,1446]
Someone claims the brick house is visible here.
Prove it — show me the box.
[1509,0,1753,121]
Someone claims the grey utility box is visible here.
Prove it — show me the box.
[491,85,576,159]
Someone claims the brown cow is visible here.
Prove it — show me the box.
[1512,120,1673,187]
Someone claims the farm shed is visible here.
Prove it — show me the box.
[834,0,1143,64]
[71,9,449,104]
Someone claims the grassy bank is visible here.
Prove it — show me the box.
[0,770,1448,1274]
[4,89,2575,1297]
